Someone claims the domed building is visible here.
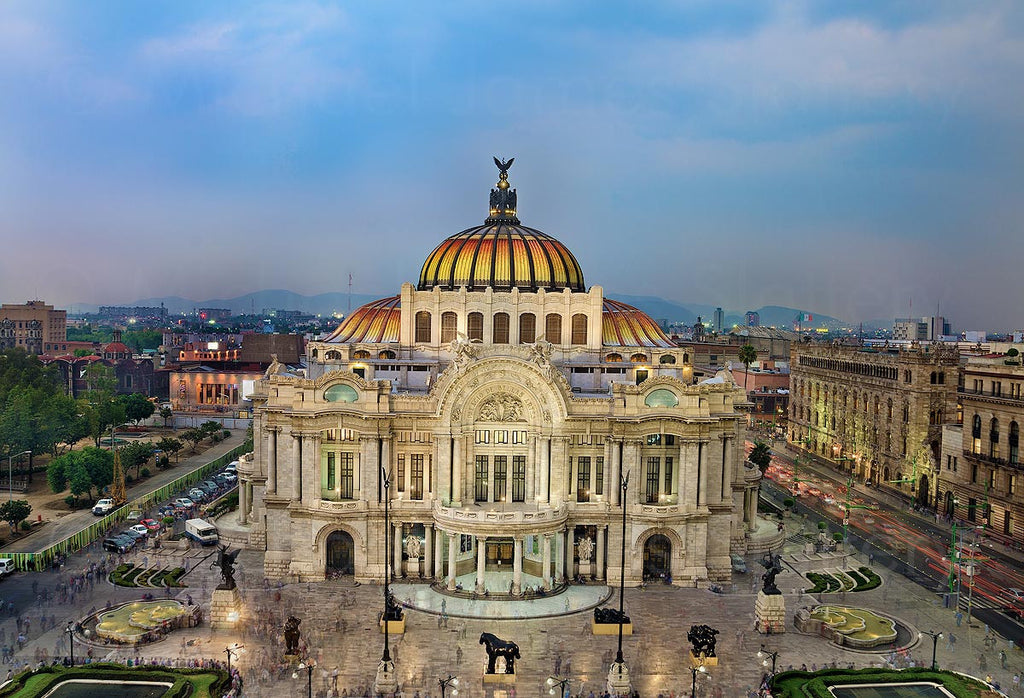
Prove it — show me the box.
[240,161,759,591]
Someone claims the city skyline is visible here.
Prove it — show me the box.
[2,2,1023,329]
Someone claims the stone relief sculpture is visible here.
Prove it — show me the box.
[405,535,421,559]
[449,332,478,368]
[477,393,525,422]
[529,338,553,368]
[576,536,594,564]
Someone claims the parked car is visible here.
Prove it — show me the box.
[184,518,219,546]
[730,554,747,574]
[224,461,238,475]
[0,559,16,578]
[214,473,234,485]
[200,480,220,492]
[126,509,143,522]
[188,488,208,502]
[172,497,194,509]
[120,529,145,544]
[102,535,134,553]
[139,519,161,532]
[218,471,238,484]
[130,524,150,537]
[92,499,116,516]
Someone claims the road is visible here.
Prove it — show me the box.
[756,441,1024,646]
[2,431,246,554]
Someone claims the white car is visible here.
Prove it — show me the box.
[172,497,195,509]
[130,524,150,537]
[92,499,115,516]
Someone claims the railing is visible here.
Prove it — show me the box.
[7,442,251,572]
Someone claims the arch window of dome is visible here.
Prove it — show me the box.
[519,313,536,344]
[545,314,562,344]
[630,353,648,363]
[605,353,623,363]
[325,350,342,361]
[415,311,432,343]
[378,350,396,360]
[441,312,457,344]
[571,314,587,345]
[352,350,371,360]
[659,355,676,365]
[468,312,484,342]
[645,389,679,408]
[683,353,689,363]
[324,383,359,403]
[493,312,510,344]
[311,348,319,360]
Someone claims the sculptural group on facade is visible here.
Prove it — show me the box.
[477,393,525,422]
[405,535,421,559]
[576,536,594,564]
[593,607,630,625]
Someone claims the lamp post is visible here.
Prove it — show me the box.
[293,660,315,698]
[374,465,398,696]
[920,631,942,670]
[8,450,30,502]
[757,645,779,692]
[690,661,707,697]
[548,675,570,697]
[64,622,75,665]
[224,644,242,672]
[607,471,631,696]
[438,674,459,698]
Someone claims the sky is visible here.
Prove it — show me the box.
[1,1,1023,330]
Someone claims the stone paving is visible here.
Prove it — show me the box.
[0,516,1020,697]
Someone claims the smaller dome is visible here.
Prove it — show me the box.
[104,342,131,354]
[324,296,401,344]
[602,299,675,348]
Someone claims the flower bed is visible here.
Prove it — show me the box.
[770,667,998,698]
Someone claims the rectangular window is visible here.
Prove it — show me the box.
[441,312,457,343]
[495,430,508,444]
[664,456,674,495]
[519,313,536,343]
[971,464,978,484]
[1009,475,1016,496]
[326,452,336,491]
[577,456,591,502]
[646,434,662,446]
[493,313,510,344]
[494,456,507,502]
[595,456,604,496]
[415,312,431,343]
[665,435,676,446]
[475,456,489,502]
[645,457,660,504]
[545,314,562,344]
[396,454,405,493]
[468,312,484,342]
[511,455,526,502]
[512,430,526,444]
[340,452,354,500]
[475,430,490,444]
[968,497,977,522]
[410,454,424,501]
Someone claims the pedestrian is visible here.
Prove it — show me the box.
[955,611,963,627]
[456,646,463,665]
[1001,649,1008,669]
[1012,673,1020,692]
[979,654,987,670]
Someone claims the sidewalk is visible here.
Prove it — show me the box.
[2,431,248,554]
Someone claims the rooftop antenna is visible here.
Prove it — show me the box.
[348,273,353,314]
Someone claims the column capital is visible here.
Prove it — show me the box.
[476,534,488,541]
[447,531,457,539]
[424,522,434,530]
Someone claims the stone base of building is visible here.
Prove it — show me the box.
[482,672,516,684]
[606,661,631,696]
[755,590,787,634]
[592,621,632,636]
[379,617,405,634]
[209,587,241,630]
[264,551,290,579]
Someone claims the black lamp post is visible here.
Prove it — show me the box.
[548,675,570,697]
[615,472,629,666]
[374,465,398,696]
[921,630,942,670]
[64,623,75,665]
[758,645,779,690]
[293,660,315,698]
[438,674,459,697]
[224,644,242,672]
[690,662,707,697]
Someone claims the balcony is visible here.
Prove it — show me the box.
[963,449,1024,472]
[432,501,568,532]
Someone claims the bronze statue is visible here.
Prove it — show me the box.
[687,624,719,658]
[493,156,514,174]
[760,551,783,595]
[284,616,301,655]
[479,632,520,674]
[594,607,630,625]
[383,589,403,622]
[212,545,240,591]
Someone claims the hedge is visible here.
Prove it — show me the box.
[771,667,997,698]
[858,566,882,591]
[0,663,231,698]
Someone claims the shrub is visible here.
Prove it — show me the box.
[141,468,151,478]
[126,474,134,483]
[832,532,844,542]
[222,429,231,439]
[817,521,828,531]
[64,495,78,509]
[783,497,795,509]
[857,566,882,591]
[162,516,175,526]
[19,521,31,531]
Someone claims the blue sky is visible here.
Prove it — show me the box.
[1,1,1022,329]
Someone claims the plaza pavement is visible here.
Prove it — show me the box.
[0,512,1019,698]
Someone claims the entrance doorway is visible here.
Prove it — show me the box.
[326,530,354,577]
[944,491,954,517]
[643,534,671,581]
[917,475,929,507]
[485,539,514,570]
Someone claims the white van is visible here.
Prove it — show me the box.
[184,519,219,546]
[0,559,16,578]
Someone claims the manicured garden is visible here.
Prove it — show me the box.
[770,667,1000,697]
[805,567,881,593]
[0,664,231,698]
[110,564,187,588]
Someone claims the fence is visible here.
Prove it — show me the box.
[7,441,251,572]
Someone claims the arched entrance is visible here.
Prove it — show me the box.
[326,530,354,577]
[917,475,929,507]
[882,467,890,483]
[944,491,955,517]
[643,534,671,582]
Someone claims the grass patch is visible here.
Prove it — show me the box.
[846,569,867,588]
[858,566,882,591]
[771,667,996,698]
[109,564,138,587]
[0,663,231,698]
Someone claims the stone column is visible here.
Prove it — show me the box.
[596,526,606,580]
[623,440,640,504]
[447,531,457,591]
[437,435,452,504]
[452,436,463,504]
[302,432,320,505]
[475,536,487,593]
[393,523,403,579]
[539,438,550,503]
[381,435,392,481]
[434,527,444,580]
[552,438,568,503]
[512,536,523,595]
[267,428,278,495]
[541,534,553,590]
[292,432,302,501]
[566,526,576,580]
[698,440,709,508]
[611,440,621,506]
[526,435,536,501]
[424,523,434,578]
[238,479,248,525]
[747,486,758,530]
[681,441,697,510]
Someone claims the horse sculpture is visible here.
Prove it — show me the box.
[479,632,520,674]
[687,624,719,658]
[594,607,630,625]
[283,616,301,655]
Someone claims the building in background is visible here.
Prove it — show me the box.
[788,341,960,507]
[0,300,67,354]
[938,357,1024,543]
[893,316,950,341]
[713,307,724,333]
[745,311,760,327]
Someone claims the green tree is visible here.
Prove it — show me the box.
[156,437,183,463]
[47,447,113,501]
[121,441,155,478]
[738,344,757,392]
[182,428,204,453]
[0,500,32,532]
[117,393,155,425]
[78,363,124,447]
[123,329,162,353]
[159,406,173,428]
[200,421,222,439]
[749,441,772,474]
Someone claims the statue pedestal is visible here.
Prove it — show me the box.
[592,621,633,636]
[407,559,420,578]
[606,660,631,696]
[379,615,406,635]
[373,658,398,696]
[579,562,594,578]
[210,587,241,630]
[482,672,516,684]
[690,652,718,667]
[755,590,787,634]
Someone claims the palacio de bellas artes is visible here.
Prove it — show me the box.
[234,159,766,598]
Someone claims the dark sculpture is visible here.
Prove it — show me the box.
[211,545,240,591]
[486,156,519,224]
[493,156,514,174]
[479,632,520,674]
[383,589,404,622]
[594,607,631,625]
[284,616,301,655]
[687,624,719,658]
[760,551,783,595]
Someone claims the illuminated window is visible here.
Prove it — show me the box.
[519,313,536,343]
[468,312,483,342]
[493,312,510,344]
[511,456,526,502]
[410,454,424,500]
[545,314,562,344]
[415,311,431,343]
[571,314,587,345]
[577,457,591,502]
[441,312,457,343]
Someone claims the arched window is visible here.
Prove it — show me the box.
[630,353,648,363]
[352,350,371,360]
[414,311,431,343]
[990,418,1000,459]
[930,371,937,384]
[311,348,319,360]
[659,354,676,364]
[378,350,396,360]
[467,312,484,342]
[1011,422,1019,465]
[605,353,623,363]
[440,312,457,344]
[325,350,342,361]
[571,313,587,345]
[519,313,536,343]
[938,372,945,384]
[492,312,510,344]
[545,314,562,344]
[683,353,689,363]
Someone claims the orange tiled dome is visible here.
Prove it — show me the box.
[603,298,675,348]
[323,296,401,344]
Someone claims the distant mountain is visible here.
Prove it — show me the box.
[606,294,698,324]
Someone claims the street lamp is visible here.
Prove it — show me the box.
[690,662,707,697]
[224,644,242,672]
[438,674,459,698]
[374,465,398,696]
[920,630,942,670]
[8,450,30,502]
[292,660,315,698]
[607,471,631,696]
[64,622,75,665]
[758,645,779,690]
[548,675,570,697]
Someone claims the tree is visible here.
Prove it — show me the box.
[749,441,772,475]
[47,447,113,502]
[0,500,31,532]
[182,429,204,453]
[121,441,155,479]
[159,406,173,428]
[200,421,222,441]
[117,393,155,425]
[156,437,183,463]
[738,344,757,392]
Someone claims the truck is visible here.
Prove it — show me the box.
[92,498,116,516]
[184,518,219,546]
